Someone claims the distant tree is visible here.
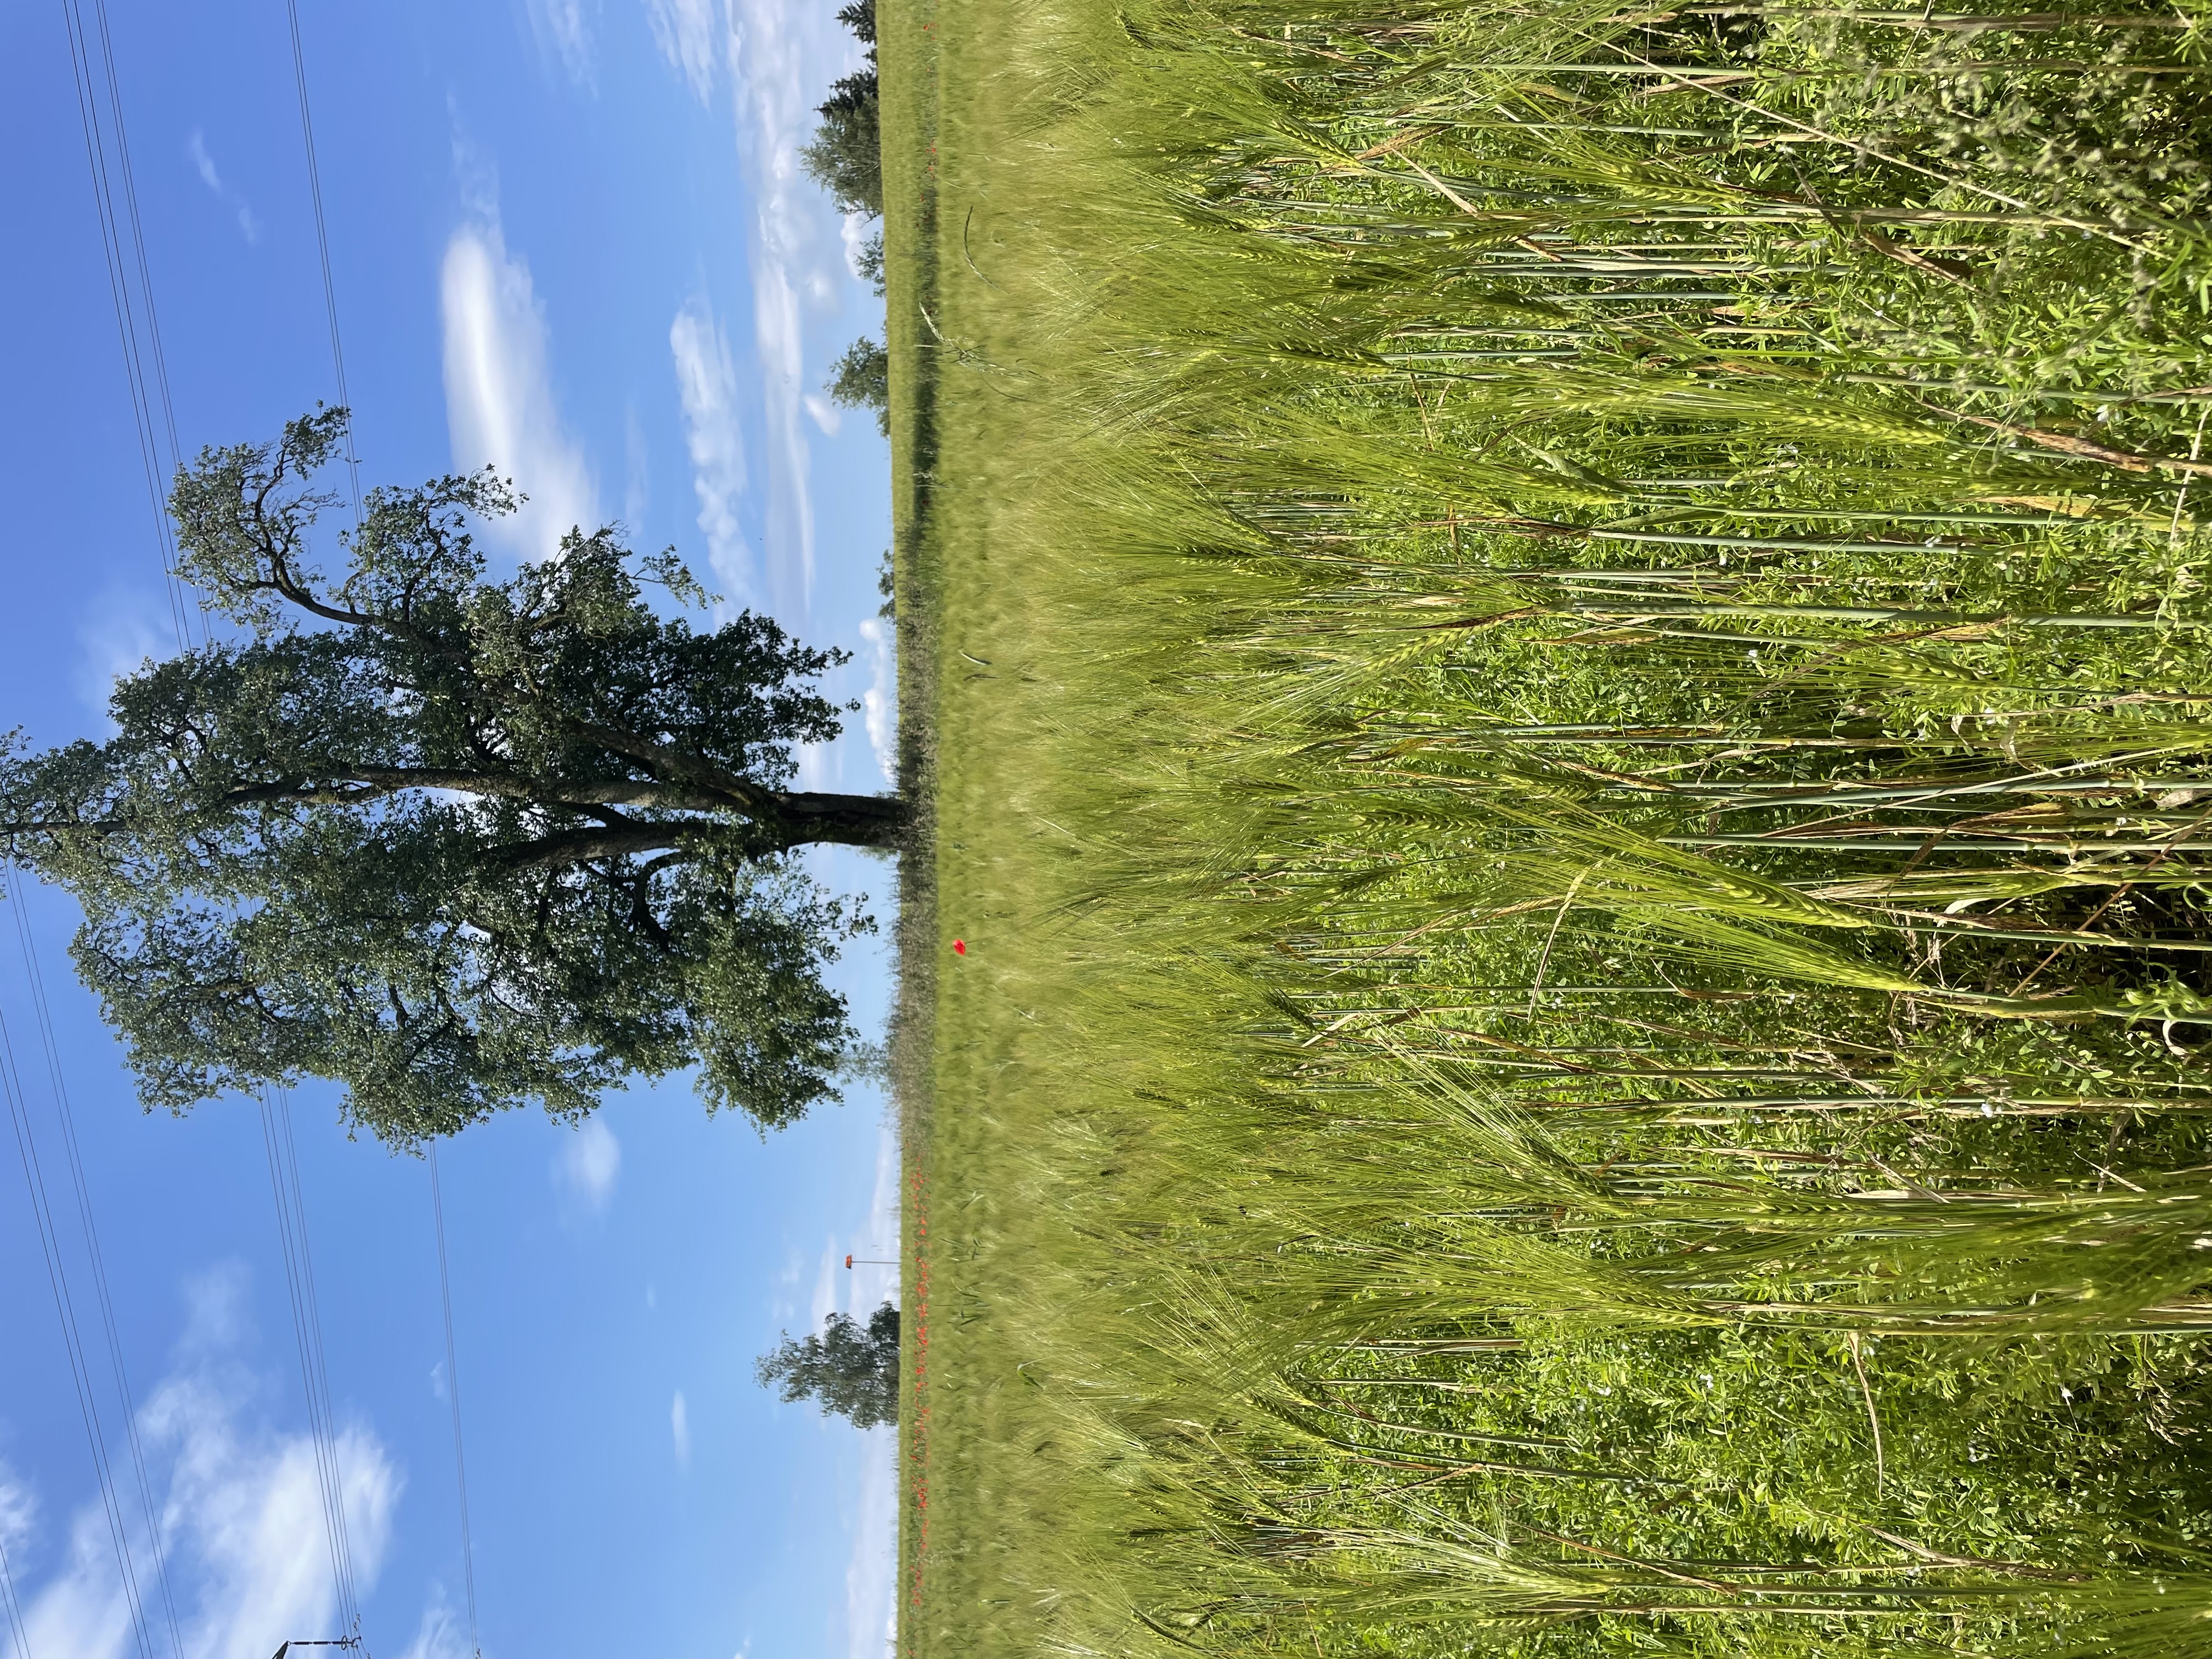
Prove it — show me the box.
[855,230,886,298]
[0,409,907,1146]
[802,1,884,222]
[827,337,891,435]
[757,1300,900,1428]
[800,77,883,221]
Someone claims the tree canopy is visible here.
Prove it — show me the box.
[755,1300,899,1429]
[827,337,891,435]
[801,1,883,222]
[0,409,905,1145]
[800,79,883,221]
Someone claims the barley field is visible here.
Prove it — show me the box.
[882,0,2212,1654]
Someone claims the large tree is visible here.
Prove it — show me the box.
[756,1300,900,1429]
[0,409,905,1144]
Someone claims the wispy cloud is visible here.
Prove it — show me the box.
[76,583,175,724]
[524,0,599,89]
[856,616,894,786]
[671,1391,692,1468]
[838,210,876,282]
[187,131,261,242]
[396,1598,473,1659]
[554,1116,622,1214]
[441,212,599,559]
[724,0,862,627]
[670,296,755,607]
[647,0,721,100]
[0,1459,35,1560]
[10,1273,401,1659]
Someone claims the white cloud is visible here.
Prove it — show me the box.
[10,1279,400,1659]
[670,1391,691,1468]
[725,0,865,627]
[856,616,894,786]
[441,215,599,559]
[525,0,599,89]
[670,297,755,607]
[647,0,721,99]
[555,1116,622,1213]
[0,1459,35,1560]
[838,211,876,282]
[802,392,842,438]
[187,131,260,242]
[747,248,817,625]
[76,584,176,722]
[396,1599,473,1659]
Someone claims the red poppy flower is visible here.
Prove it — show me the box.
[952,939,967,955]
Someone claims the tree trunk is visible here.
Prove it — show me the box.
[768,790,910,851]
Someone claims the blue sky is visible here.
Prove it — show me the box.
[0,3,899,1658]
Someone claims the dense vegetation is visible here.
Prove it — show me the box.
[884,0,2212,1655]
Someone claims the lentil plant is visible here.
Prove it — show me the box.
[888,0,2212,1652]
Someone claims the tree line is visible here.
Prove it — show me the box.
[802,1,890,436]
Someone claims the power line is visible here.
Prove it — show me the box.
[48,6,379,1656]
[0,917,159,1659]
[55,0,191,651]
[427,1150,482,1659]
[4,894,187,1659]
[257,1092,364,1646]
[282,0,362,517]
[0,1492,32,1659]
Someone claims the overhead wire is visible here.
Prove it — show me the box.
[0,913,159,1659]
[55,0,190,650]
[257,1092,364,1645]
[0,1521,30,1659]
[5,894,187,1659]
[428,1150,482,1659]
[37,6,221,1655]
[283,0,362,518]
[50,3,370,1654]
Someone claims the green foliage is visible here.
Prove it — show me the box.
[828,336,892,435]
[803,90,883,220]
[893,0,2212,1656]
[0,410,904,1144]
[757,1299,901,1428]
[804,0,884,221]
[855,228,886,297]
